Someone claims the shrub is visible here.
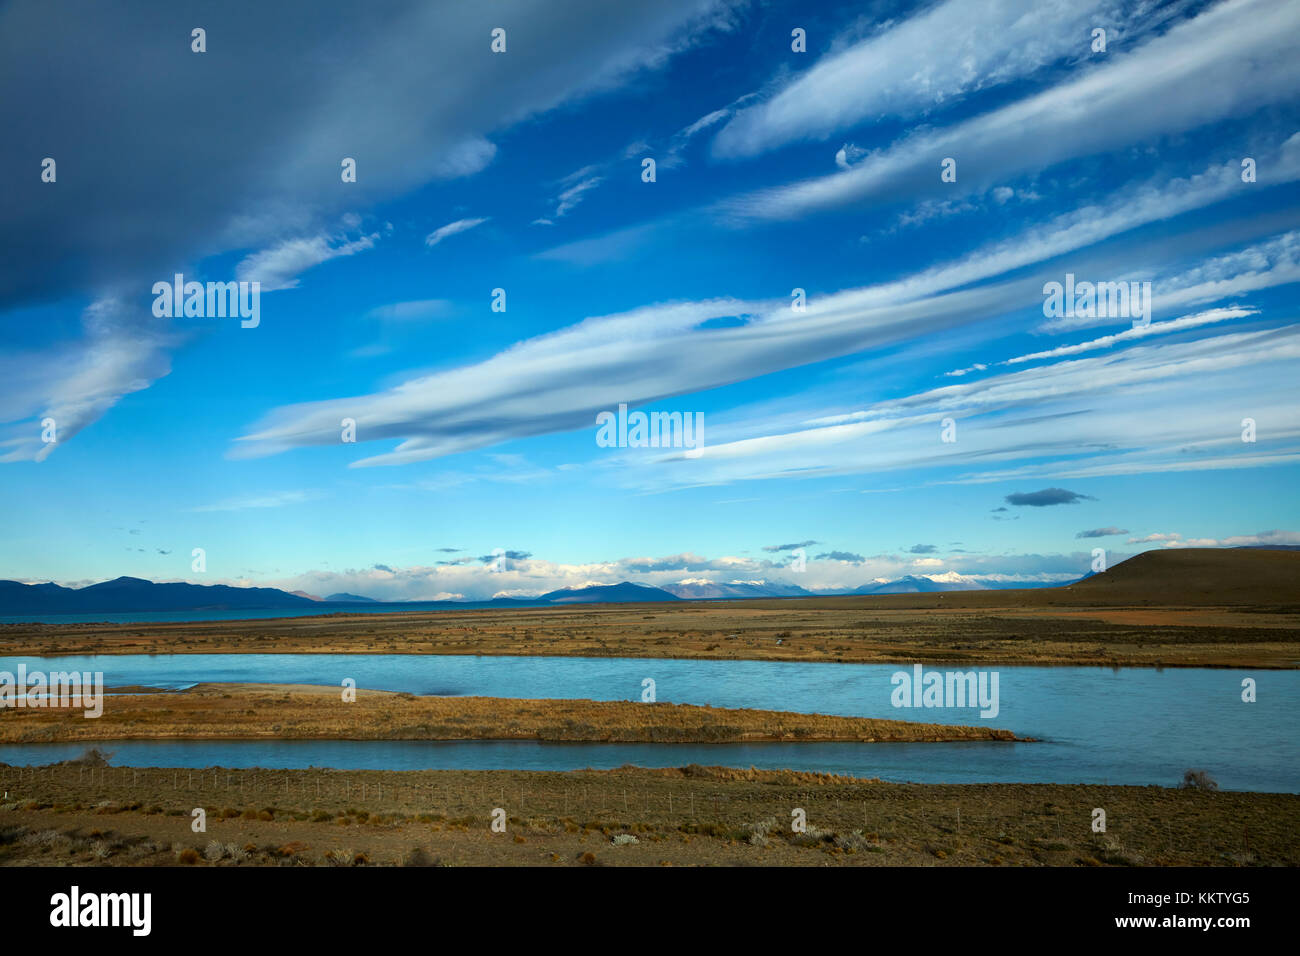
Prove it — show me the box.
[611,834,638,846]
[204,840,225,862]
[747,817,776,846]
[68,747,114,767]
[1180,769,1218,791]
[177,847,200,864]
[832,831,870,852]
[791,825,832,847]
[401,846,435,867]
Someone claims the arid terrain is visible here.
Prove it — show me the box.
[1,760,1293,867]
[4,549,1299,668]
[0,683,1023,744]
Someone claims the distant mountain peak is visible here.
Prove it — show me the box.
[539,581,679,603]
[324,592,378,603]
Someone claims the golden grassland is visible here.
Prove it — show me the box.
[1,762,1293,867]
[4,550,1297,667]
[0,683,1024,744]
[3,599,1297,667]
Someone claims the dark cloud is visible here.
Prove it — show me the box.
[0,0,737,459]
[478,550,532,563]
[814,551,864,562]
[1005,487,1096,507]
[373,563,394,572]
[1075,527,1129,538]
[762,540,818,552]
[434,548,462,553]
[906,544,937,554]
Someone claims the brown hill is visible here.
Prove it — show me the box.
[1063,547,1300,606]
[732,548,1300,610]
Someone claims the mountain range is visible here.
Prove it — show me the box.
[0,573,1061,614]
[3,548,1294,614]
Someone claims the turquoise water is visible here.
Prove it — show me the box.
[0,654,1294,791]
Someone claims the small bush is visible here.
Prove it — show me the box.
[1180,769,1218,791]
[177,847,200,864]
[832,831,870,852]
[401,846,436,867]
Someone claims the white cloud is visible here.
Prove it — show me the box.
[1010,307,1256,365]
[714,0,1132,158]
[612,325,1300,490]
[0,297,177,463]
[719,0,1300,220]
[234,160,1300,470]
[423,217,488,248]
[1128,529,1300,548]
[363,299,454,322]
[835,143,867,169]
[250,547,1106,602]
[554,179,603,218]
[237,231,378,291]
[190,490,324,512]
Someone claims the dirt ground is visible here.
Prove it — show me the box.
[1,762,1293,867]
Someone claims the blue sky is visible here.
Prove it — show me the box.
[2,0,1298,600]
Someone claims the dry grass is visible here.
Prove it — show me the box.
[1,763,1295,867]
[0,683,1023,744]
[1,600,1295,669]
